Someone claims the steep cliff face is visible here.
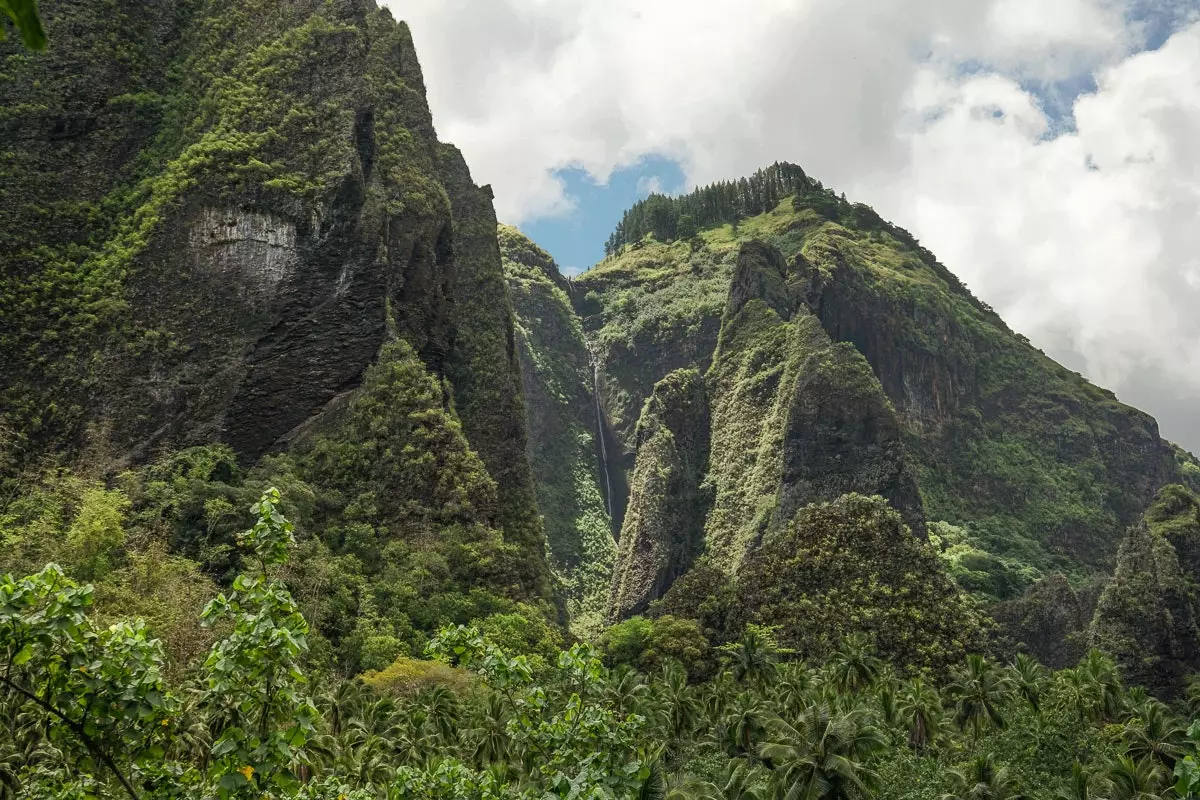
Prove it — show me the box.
[704,240,925,572]
[1089,485,1200,697]
[608,369,710,619]
[2,0,463,468]
[500,226,614,634]
[0,0,552,626]
[576,166,1194,604]
[604,236,925,620]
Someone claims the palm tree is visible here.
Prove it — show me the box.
[829,634,881,695]
[941,754,1023,800]
[1080,650,1125,722]
[1054,666,1104,724]
[896,677,943,749]
[1008,654,1048,715]
[1099,755,1166,800]
[665,775,724,799]
[758,703,885,800]
[725,627,780,689]
[468,692,510,767]
[318,678,370,739]
[415,685,460,744]
[772,663,815,717]
[718,692,769,759]
[946,655,1014,744]
[1053,762,1093,800]
[660,662,700,755]
[1120,696,1186,767]
[611,664,652,717]
[724,758,771,800]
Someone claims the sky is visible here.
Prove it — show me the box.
[389,0,1200,453]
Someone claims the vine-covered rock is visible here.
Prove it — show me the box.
[1089,485,1200,697]
[704,239,924,571]
[733,493,983,671]
[608,369,710,619]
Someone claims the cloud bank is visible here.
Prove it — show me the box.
[392,0,1200,451]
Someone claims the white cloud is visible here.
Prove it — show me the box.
[636,175,664,197]
[390,0,1200,450]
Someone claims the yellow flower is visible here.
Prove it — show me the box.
[161,718,170,727]
[238,765,255,782]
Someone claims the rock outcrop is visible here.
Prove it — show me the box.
[608,369,710,619]
[1089,484,1200,697]
[704,240,925,571]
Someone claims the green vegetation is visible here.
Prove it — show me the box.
[0,0,44,49]
[580,163,1192,621]
[500,225,615,635]
[609,368,710,619]
[605,163,812,254]
[6,3,1200,794]
[5,494,1198,798]
[1089,485,1200,699]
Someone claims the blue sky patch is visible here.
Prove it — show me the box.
[518,155,687,276]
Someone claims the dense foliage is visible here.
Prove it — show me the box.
[5,489,1200,799]
[604,163,812,254]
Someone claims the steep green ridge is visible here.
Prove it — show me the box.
[576,164,1196,604]
[703,240,925,574]
[608,368,710,619]
[1088,484,1200,697]
[438,148,546,570]
[499,225,615,635]
[0,0,553,665]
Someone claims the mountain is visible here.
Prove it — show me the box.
[10,4,1200,798]
[5,0,1200,690]
[561,165,1200,638]
[0,0,552,673]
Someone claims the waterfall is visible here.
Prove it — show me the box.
[593,359,614,521]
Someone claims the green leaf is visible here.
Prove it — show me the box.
[11,642,32,665]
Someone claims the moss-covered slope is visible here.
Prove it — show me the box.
[703,240,925,573]
[499,225,615,635]
[1089,485,1200,697]
[576,164,1194,595]
[0,0,553,651]
[608,368,710,619]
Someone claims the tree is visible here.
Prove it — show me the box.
[1008,653,1049,714]
[830,634,882,695]
[0,0,45,50]
[199,488,319,799]
[0,565,175,800]
[946,655,1014,743]
[1101,756,1166,800]
[942,754,1023,800]
[758,703,885,800]
[720,626,781,689]
[896,677,944,749]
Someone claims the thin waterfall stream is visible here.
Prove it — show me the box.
[593,358,614,523]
